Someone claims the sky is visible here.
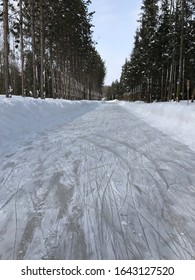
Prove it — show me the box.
[89,0,143,85]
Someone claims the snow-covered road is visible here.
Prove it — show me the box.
[1,102,195,259]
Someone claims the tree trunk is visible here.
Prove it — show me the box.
[40,0,45,99]
[3,0,10,97]
[20,0,25,97]
[49,44,55,99]
[177,0,185,101]
[160,67,164,101]
[168,64,173,101]
[182,56,185,100]
[30,0,37,98]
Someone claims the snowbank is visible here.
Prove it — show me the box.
[119,100,195,152]
[0,96,100,154]
[1,96,195,155]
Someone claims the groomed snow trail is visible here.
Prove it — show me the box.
[0,102,195,260]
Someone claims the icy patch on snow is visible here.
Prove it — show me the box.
[119,101,195,152]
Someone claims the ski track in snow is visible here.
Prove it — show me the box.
[0,102,195,259]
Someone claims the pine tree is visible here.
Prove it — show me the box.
[120,0,195,103]
[157,0,175,101]
[0,0,105,99]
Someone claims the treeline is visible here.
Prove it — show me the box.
[0,0,106,99]
[118,0,195,102]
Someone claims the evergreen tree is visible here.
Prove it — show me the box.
[120,0,195,103]
[0,0,106,99]
[139,0,159,102]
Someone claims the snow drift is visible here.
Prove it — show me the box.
[119,100,195,152]
[0,96,100,154]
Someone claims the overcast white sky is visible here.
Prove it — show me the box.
[89,0,142,85]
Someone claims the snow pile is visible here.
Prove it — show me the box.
[0,96,100,154]
[119,100,195,152]
[1,96,195,155]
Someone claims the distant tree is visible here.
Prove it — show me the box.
[120,30,143,100]
[104,80,122,100]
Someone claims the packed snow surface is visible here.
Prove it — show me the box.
[0,96,195,260]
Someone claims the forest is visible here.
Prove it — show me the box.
[109,0,195,103]
[0,0,106,100]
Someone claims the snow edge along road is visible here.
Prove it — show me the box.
[118,100,195,153]
[0,97,102,156]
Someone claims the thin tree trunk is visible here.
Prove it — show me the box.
[49,45,55,99]
[40,0,45,99]
[20,0,25,97]
[168,64,173,101]
[3,0,10,97]
[177,0,185,101]
[30,0,37,98]
[160,67,164,101]
[164,68,169,101]
[173,63,177,100]
[182,56,185,100]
